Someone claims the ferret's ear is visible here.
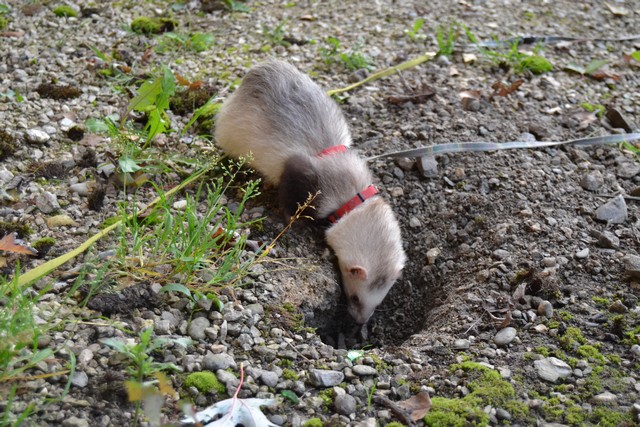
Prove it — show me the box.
[348,266,367,281]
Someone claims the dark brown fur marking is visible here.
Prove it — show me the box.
[279,154,323,218]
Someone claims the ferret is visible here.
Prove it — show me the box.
[215,60,406,324]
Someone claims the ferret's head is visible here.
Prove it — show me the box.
[325,198,406,324]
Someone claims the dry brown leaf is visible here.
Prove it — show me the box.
[491,79,523,98]
[175,73,191,87]
[397,391,432,421]
[498,311,513,329]
[590,69,621,81]
[0,233,38,256]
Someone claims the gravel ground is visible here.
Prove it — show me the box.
[1,0,640,426]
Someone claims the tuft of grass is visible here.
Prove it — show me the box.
[53,5,77,17]
[262,19,290,49]
[435,21,459,56]
[157,32,215,53]
[222,0,250,12]
[405,18,425,41]
[319,36,373,71]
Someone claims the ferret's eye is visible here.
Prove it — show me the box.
[350,295,360,306]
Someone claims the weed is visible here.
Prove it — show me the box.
[366,380,377,412]
[405,18,425,41]
[222,0,250,13]
[477,38,552,74]
[591,295,610,306]
[130,16,176,34]
[157,32,215,53]
[319,36,373,71]
[262,20,290,48]
[102,327,190,382]
[435,20,458,56]
[302,418,323,427]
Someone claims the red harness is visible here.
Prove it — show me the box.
[317,145,379,224]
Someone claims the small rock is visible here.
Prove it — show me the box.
[591,391,617,404]
[187,317,210,340]
[495,408,512,421]
[538,300,554,318]
[594,230,620,249]
[203,352,235,371]
[352,365,378,376]
[409,217,421,228]
[534,357,572,383]
[36,191,60,214]
[630,345,640,358]
[533,324,548,334]
[494,327,517,346]
[493,249,510,260]
[617,161,640,179]
[71,371,89,388]
[62,417,89,427]
[78,349,94,365]
[608,300,627,314]
[260,371,279,388]
[453,339,470,350]
[575,248,589,259]
[173,200,188,210]
[623,254,640,279]
[59,118,76,131]
[426,247,441,265]
[594,195,627,224]
[580,171,604,192]
[308,369,344,387]
[334,393,357,416]
[25,128,50,144]
[69,182,90,196]
[418,156,438,177]
[46,214,77,228]
[154,319,172,335]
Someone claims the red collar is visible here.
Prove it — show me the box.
[317,144,347,157]
[327,185,378,224]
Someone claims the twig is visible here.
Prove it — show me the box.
[326,53,436,96]
[373,395,416,427]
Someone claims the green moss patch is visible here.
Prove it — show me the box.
[53,5,77,17]
[184,371,226,394]
[302,418,323,427]
[130,16,176,34]
[425,362,529,426]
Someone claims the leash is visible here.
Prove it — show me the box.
[367,133,640,161]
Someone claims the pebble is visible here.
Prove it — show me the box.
[59,118,76,131]
[631,345,640,358]
[187,317,211,340]
[580,170,604,191]
[62,417,89,427]
[426,247,441,265]
[608,300,627,314]
[25,128,50,144]
[493,327,517,346]
[538,300,554,318]
[36,191,61,214]
[308,369,344,387]
[594,195,627,223]
[203,352,236,371]
[352,365,378,376]
[594,230,620,249]
[495,408,512,421]
[623,254,640,279]
[591,391,617,404]
[69,182,90,196]
[334,393,357,416]
[173,200,188,210]
[575,248,589,259]
[71,371,89,388]
[409,217,421,228]
[260,371,279,388]
[534,357,572,382]
[453,339,471,350]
